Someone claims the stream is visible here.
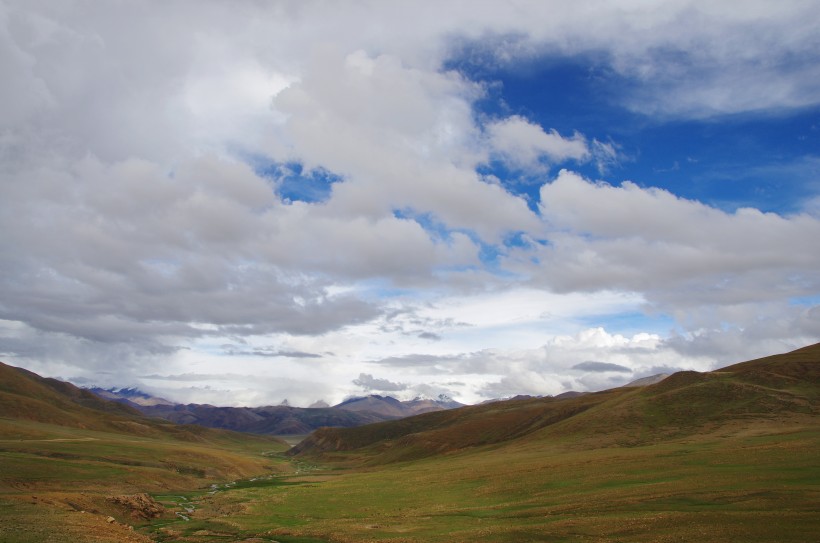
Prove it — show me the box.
[173,495,195,521]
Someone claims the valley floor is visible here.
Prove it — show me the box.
[169,420,819,542]
[3,343,819,542]
[6,417,814,543]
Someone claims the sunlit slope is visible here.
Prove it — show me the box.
[224,343,819,543]
[292,343,819,463]
[0,361,283,445]
[0,361,289,542]
[0,361,287,492]
[0,362,142,429]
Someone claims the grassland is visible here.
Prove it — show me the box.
[0,359,294,541]
[0,417,289,542]
[1,345,818,542]
[109,415,814,543]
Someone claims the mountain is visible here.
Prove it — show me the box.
[88,386,174,407]
[91,390,464,435]
[621,373,670,387]
[334,394,463,417]
[290,343,819,463]
[405,394,464,413]
[334,394,408,417]
[137,402,389,435]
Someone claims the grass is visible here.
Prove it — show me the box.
[108,419,815,543]
[1,345,817,541]
[0,418,290,542]
[3,418,817,542]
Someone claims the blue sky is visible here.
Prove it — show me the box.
[1,1,819,406]
[458,53,820,215]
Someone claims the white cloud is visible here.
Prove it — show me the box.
[487,116,589,170]
[531,170,820,309]
[272,48,539,242]
[1,0,817,406]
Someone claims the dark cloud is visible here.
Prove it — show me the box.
[572,361,632,373]
[353,373,407,392]
[219,344,322,358]
[224,349,322,359]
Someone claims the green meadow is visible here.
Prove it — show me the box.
[131,419,818,543]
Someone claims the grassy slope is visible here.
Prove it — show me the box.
[225,424,817,542]
[0,361,289,542]
[207,343,817,542]
[2,344,818,542]
[292,343,819,463]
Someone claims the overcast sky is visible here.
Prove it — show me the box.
[1,0,819,407]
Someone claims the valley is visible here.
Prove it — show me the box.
[1,344,818,542]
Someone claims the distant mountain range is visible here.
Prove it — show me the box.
[89,386,175,407]
[87,377,672,436]
[86,389,465,435]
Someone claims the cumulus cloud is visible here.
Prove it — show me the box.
[359,326,722,402]
[529,170,820,309]
[607,6,820,117]
[0,0,817,405]
[486,116,589,170]
[273,48,539,242]
[353,373,408,392]
[475,327,714,398]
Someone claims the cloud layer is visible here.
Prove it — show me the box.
[1,0,818,405]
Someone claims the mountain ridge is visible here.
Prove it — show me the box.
[91,389,465,435]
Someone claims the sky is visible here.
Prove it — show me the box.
[1,0,819,407]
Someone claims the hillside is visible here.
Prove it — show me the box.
[0,361,289,541]
[135,342,817,543]
[0,363,144,427]
[291,343,820,463]
[3,346,817,542]
[0,363,285,488]
[0,361,282,446]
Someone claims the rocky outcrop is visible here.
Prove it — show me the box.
[107,493,164,520]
